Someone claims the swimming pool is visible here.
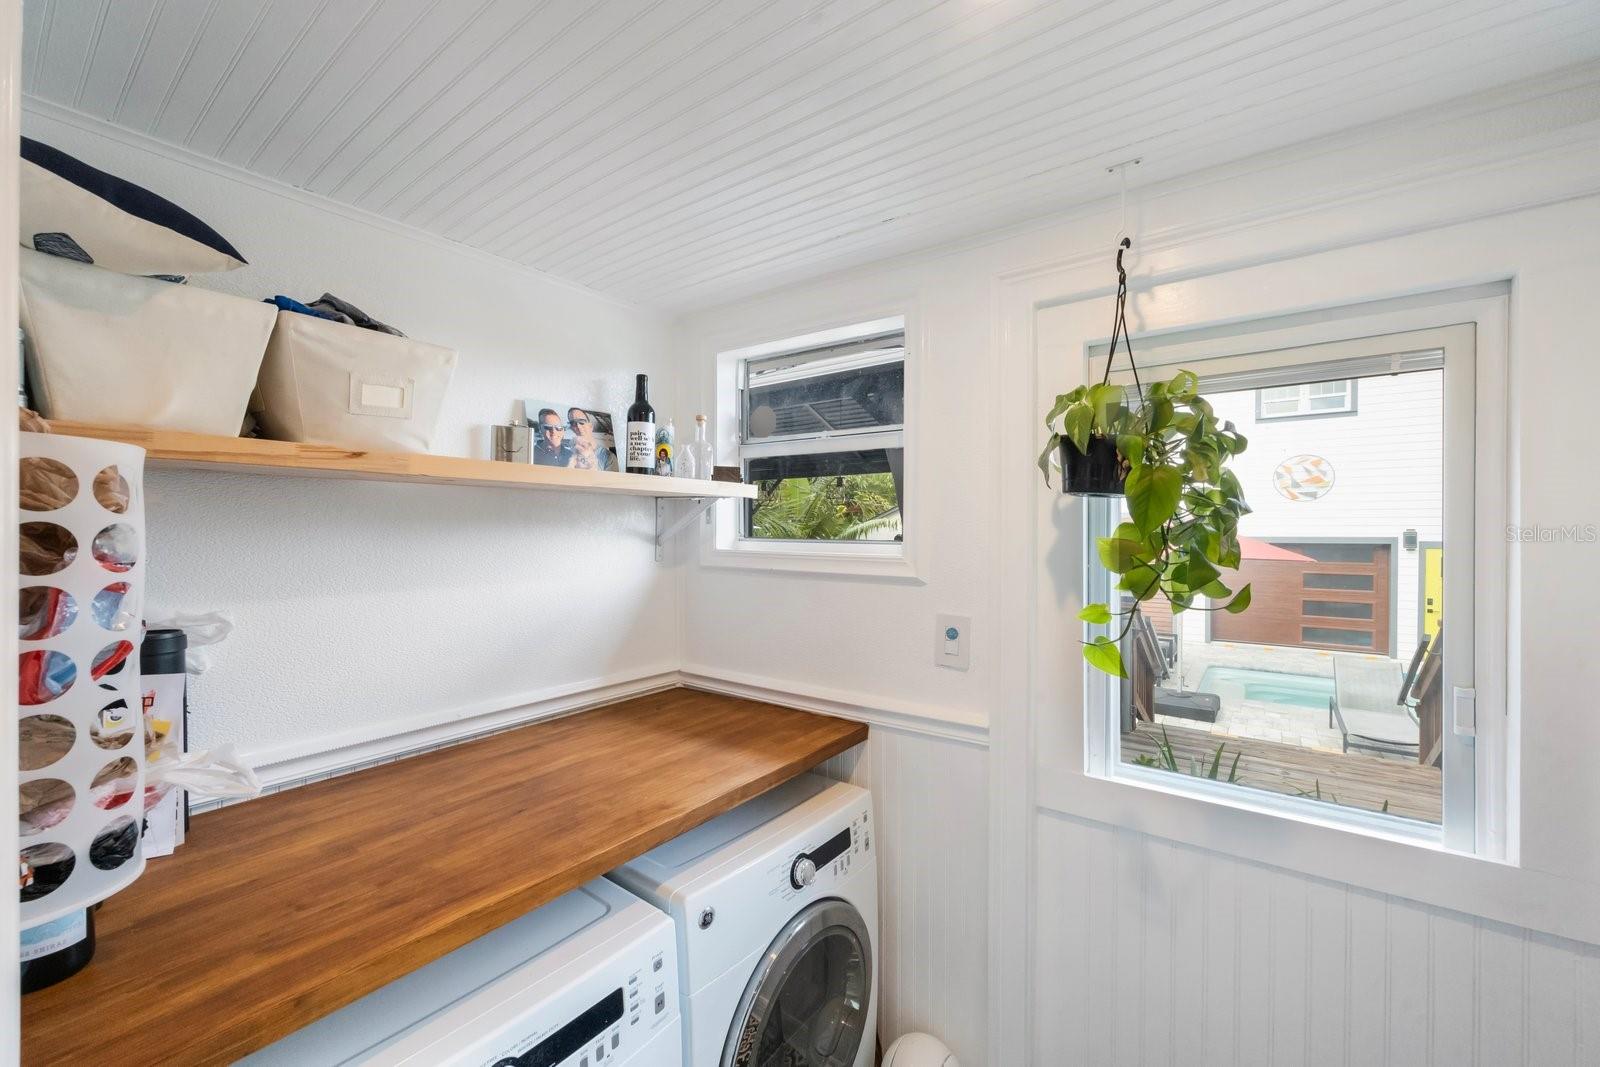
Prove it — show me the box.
[1197,666,1334,710]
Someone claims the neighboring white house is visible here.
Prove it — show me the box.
[1176,369,1445,661]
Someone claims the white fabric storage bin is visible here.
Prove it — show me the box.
[254,310,457,453]
[18,249,275,435]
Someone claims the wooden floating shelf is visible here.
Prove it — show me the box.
[44,419,756,501]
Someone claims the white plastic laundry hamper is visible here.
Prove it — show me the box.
[18,431,147,927]
[253,310,457,453]
[18,248,275,435]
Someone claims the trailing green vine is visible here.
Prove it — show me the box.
[1040,369,1255,678]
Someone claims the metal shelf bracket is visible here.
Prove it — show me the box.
[655,497,715,562]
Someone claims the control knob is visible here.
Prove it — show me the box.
[790,855,817,890]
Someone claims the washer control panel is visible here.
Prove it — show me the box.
[780,804,872,897]
[481,934,677,1067]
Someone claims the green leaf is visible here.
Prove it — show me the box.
[1083,636,1127,678]
[1154,398,1176,431]
[1126,464,1182,534]
[1116,434,1145,469]
[1043,389,1083,429]
[1218,468,1243,501]
[1167,370,1199,399]
[1077,603,1113,625]
[1097,535,1148,573]
[1112,521,1145,543]
[1223,584,1252,614]
[1087,383,1124,428]
[1186,439,1219,483]
[1182,552,1220,591]
[1217,534,1242,570]
[1062,402,1093,453]
[1119,564,1163,601]
[1037,435,1060,485]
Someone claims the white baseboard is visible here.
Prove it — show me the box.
[238,667,681,792]
[188,665,984,813]
[678,664,990,747]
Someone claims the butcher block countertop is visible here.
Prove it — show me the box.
[22,688,868,1066]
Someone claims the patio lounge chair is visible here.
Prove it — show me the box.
[1124,609,1223,723]
[1328,655,1419,758]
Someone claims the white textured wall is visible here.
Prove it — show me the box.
[21,106,679,762]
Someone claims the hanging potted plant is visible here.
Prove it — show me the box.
[1038,239,1255,678]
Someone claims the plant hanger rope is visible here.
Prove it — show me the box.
[1100,237,1144,404]
[1038,225,1255,677]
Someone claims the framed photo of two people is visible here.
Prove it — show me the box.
[522,400,619,472]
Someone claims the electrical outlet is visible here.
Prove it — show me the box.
[936,614,971,671]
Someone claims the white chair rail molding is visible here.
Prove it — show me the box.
[5,2,1600,1065]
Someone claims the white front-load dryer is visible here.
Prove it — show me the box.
[609,773,877,1067]
[244,878,681,1066]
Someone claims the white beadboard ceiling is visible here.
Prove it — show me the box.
[20,0,1600,310]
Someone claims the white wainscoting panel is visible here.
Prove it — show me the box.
[817,728,990,1067]
[1034,808,1600,1066]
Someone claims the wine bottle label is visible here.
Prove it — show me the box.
[626,422,656,468]
[21,911,87,961]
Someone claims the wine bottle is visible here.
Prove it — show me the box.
[625,374,656,475]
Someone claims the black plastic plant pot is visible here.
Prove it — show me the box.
[1060,435,1128,497]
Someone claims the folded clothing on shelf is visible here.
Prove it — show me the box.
[263,295,343,322]
[306,292,406,336]
[262,292,407,337]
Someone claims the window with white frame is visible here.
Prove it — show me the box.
[1256,378,1356,419]
[1085,323,1479,850]
[736,325,906,545]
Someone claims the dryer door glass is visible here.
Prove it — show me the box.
[723,898,872,1067]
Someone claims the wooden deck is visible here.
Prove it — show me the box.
[1122,720,1441,823]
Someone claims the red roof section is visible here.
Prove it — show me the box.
[1238,537,1315,562]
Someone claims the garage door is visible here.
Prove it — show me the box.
[1210,540,1391,654]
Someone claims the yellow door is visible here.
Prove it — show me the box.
[1421,546,1443,640]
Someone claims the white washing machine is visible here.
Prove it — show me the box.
[609,774,877,1067]
[244,878,681,1067]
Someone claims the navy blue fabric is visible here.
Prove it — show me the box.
[21,136,246,265]
[30,232,91,263]
[264,295,340,321]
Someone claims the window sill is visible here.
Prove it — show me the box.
[1101,758,1445,848]
[1035,760,1600,947]
[701,539,923,582]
